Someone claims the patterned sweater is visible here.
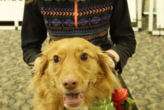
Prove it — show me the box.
[21,0,136,73]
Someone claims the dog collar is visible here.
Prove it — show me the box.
[89,98,116,110]
[89,88,135,110]
[88,97,135,110]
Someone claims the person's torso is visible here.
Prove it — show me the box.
[40,0,114,50]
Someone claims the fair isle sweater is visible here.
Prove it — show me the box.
[21,0,136,73]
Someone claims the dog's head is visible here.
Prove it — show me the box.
[29,37,121,109]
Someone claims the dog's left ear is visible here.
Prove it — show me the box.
[97,53,112,74]
[98,52,121,89]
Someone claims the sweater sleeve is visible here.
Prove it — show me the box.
[21,2,47,65]
[110,0,136,74]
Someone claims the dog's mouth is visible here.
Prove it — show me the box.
[63,86,88,108]
[63,92,84,107]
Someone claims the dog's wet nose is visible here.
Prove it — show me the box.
[63,76,78,90]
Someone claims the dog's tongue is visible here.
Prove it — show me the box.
[63,93,83,107]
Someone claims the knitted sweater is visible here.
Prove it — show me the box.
[21,0,136,73]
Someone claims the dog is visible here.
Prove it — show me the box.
[29,37,121,110]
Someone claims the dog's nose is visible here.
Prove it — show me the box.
[63,76,78,90]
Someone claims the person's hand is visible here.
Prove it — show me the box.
[105,50,120,68]
[34,57,42,66]
[30,57,42,76]
[108,57,115,68]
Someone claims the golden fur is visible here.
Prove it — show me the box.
[29,37,121,110]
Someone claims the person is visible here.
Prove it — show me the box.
[21,0,137,109]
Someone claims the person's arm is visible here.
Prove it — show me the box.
[108,0,136,73]
[21,1,47,65]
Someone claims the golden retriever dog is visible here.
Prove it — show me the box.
[29,37,121,110]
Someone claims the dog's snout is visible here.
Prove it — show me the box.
[63,76,78,90]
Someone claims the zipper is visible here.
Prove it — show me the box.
[74,0,78,27]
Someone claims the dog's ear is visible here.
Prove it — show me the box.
[98,52,121,89]
[33,54,48,75]
[28,54,48,91]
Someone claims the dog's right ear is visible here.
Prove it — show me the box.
[33,54,48,76]
[28,53,48,91]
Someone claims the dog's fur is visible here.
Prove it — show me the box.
[29,37,121,110]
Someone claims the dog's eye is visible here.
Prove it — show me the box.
[81,53,88,61]
[54,55,60,63]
